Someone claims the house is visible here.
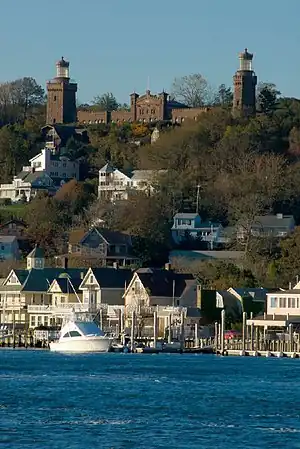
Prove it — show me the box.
[228,287,268,316]
[0,219,27,239]
[247,285,300,329]
[0,247,88,329]
[124,267,198,314]
[79,266,133,308]
[97,163,166,201]
[41,124,88,151]
[68,226,139,266]
[0,169,55,202]
[237,214,295,240]
[171,213,223,248]
[98,163,132,201]
[0,236,20,261]
[29,148,80,182]
[216,290,243,321]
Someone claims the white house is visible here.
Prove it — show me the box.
[171,213,223,248]
[0,148,80,202]
[98,163,166,201]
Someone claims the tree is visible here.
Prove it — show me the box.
[213,84,233,107]
[171,74,213,107]
[92,92,119,112]
[257,82,280,115]
[0,125,31,182]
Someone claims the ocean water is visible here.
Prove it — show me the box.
[0,351,300,449]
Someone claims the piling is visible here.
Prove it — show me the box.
[130,310,135,352]
[168,314,172,344]
[220,309,225,354]
[180,311,185,351]
[194,323,199,348]
[153,311,158,349]
[214,321,218,350]
[242,312,247,352]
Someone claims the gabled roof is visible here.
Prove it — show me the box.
[135,268,196,297]
[51,277,82,294]
[15,170,53,185]
[97,229,131,246]
[0,219,27,230]
[69,228,87,245]
[27,246,44,259]
[87,267,133,289]
[99,163,115,173]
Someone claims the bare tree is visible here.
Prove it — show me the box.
[171,73,214,107]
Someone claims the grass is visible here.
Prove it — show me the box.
[0,203,27,220]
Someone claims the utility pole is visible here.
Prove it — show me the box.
[196,184,201,214]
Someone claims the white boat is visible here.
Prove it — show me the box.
[49,320,112,353]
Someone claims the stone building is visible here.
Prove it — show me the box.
[232,48,257,117]
[46,57,77,125]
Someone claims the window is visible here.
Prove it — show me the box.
[279,297,286,308]
[291,297,296,308]
[44,316,48,326]
[61,296,66,304]
[54,95,57,101]
[31,316,36,327]
[69,331,81,337]
[297,298,300,309]
[37,316,42,326]
[90,275,94,284]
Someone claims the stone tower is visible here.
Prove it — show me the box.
[46,57,77,124]
[232,49,257,117]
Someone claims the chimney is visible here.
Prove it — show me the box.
[80,271,84,280]
[165,263,171,271]
[289,282,292,290]
[113,262,119,270]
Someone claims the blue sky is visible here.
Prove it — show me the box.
[1,0,300,104]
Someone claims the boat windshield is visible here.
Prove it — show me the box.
[75,321,104,336]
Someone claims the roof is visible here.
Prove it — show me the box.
[167,100,188,109]
[0,236,17,243]
[174,213,200,220]
[69,228,87,245]
[131,170,166,181]
[99,163,115,173]
[21,268,88,292]
[97,229,131,246]
[90,268,133,288]
[54,277,82,293]
[0,219,26,229]
[170,250,244,261]
[230,287,267,299]
[15,170,52,184]
[27,246,44,259]
[251,214,294,229]
[217,290,241,316]
[136,268,196,297]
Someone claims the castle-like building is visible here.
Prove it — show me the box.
[46,49,257,126]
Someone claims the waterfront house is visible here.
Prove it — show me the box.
[0,236,20,261]
[171,213,223,248]
[68,226,139,266]
[228,287,267,316]
[0,247,88,329]
[79,266,133,308]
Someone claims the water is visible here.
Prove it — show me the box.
[1,351,300,449]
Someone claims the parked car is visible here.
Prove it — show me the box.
[224,330,241,340]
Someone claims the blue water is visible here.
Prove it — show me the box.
[0,351,300,449]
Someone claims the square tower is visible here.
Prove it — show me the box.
[232,49,257,117]
[46,57,77,125]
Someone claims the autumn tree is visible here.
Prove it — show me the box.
[171,74,214,107]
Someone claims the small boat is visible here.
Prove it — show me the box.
[49,319,112,353]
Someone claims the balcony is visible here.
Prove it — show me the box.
[27,303,97,314]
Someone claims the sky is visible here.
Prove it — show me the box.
[1,0,300,104]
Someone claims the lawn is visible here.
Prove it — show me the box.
[0,203,28,220]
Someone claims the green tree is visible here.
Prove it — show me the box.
[214,84,233,107]
[257,82,280,115]
[92,92,119,112]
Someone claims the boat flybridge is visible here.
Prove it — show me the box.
[49,313,112,353]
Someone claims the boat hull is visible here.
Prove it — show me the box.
[49,336,112,353]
